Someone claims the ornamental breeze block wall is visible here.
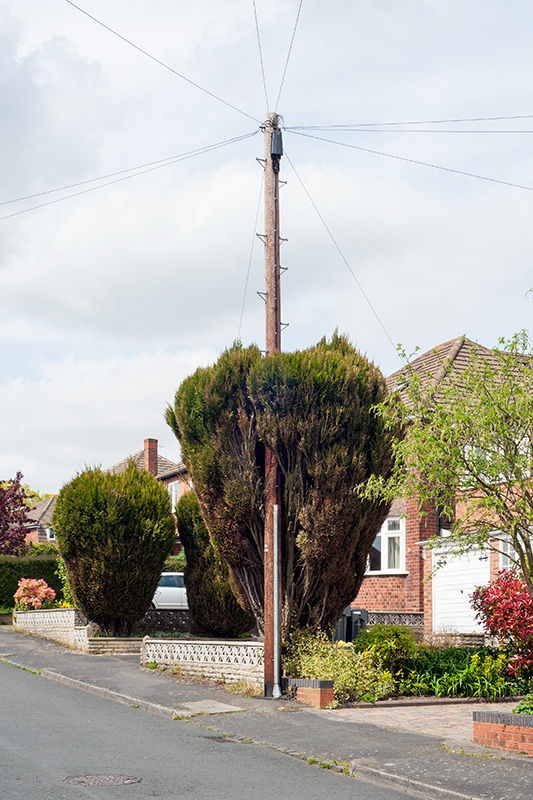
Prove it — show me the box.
[473,711,533,754]
[142,638,264,687]
[13,609,141,654]
[13,608,90,647]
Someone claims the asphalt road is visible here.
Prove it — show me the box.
[0,661,420,800]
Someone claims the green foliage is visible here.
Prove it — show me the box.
[352,625,418,672]
[164,551,187,571]
[26,542,59,556]
[514,694,533,715]
[52,463,175,636]
[397,646,526,700]
[0,555,62,608]
[283,628,395,705]
[361,331,533,597]
[175,491,255,637]
[55,557,74,606]
[167,333,398,636]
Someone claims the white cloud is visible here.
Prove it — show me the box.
[1,0,533,490]
[0,348,217,492]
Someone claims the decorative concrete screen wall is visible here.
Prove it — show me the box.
[13,608,90,648]
[142,638,264,687]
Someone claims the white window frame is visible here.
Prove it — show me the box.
[367,516,406,574]
[168,481,180,512]
[45,527,55,541]
[494,534,518,569]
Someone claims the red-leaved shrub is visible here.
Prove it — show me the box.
[471,570,533,675]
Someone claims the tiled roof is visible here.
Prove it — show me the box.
[386,336,501,402]
[105,450,184,480]
[26,495,57,526]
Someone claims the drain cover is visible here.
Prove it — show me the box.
[64,775,141,786]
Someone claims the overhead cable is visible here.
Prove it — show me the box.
[238,172,264,340]
[65,0,260,123]
[285,114,533,129]
[284,151,401,360]
[286,130,533,192]
[275,0,304,112]
[252,0,270,112]
[0,131,259,222]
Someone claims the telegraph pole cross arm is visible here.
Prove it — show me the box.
[263,113,283,698]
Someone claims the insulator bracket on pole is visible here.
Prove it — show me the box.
[257,291,267,303]
[256,158,266,170]
[281,322,290,331]
[280,265,288,274]
[256,233,267,244]
[280,237,288,243]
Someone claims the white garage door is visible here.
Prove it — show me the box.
[432,547,490,633]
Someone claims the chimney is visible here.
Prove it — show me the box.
[144,438,158,477]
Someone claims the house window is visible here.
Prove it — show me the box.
[498,536,518,569]
[168,482,180,512]
[368,517,405,573]
[45,527,55,542]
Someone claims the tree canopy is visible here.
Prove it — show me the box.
[362,331,533,599]
[53,463,175,635]
[166,333,397,637]
[0,472,31,555]
[175,490,255,637]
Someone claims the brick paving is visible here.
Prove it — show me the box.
[325,700,519,745]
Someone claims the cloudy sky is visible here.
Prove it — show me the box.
[2,0,533,493]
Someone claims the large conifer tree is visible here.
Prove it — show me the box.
[53,463,175,636]
[166,333,397,637]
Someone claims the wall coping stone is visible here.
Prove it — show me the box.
[473,711,533,728]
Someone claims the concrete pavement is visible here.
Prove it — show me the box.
[1,625,532,800]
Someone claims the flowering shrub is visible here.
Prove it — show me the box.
[398,648,519,700]
[471,570,533,676]
[14,578,56,610]
[283,629,395,705]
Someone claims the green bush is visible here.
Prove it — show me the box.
[352,624,418,672]
[164,551,186,572]
[53,463,175,636]
[175,491,255,637]
[26,542,59,556]
[54,557,74,606]
[514,693,533,715]
[0,555,62,609]
[283,628,395,705]
[397,646,527,700]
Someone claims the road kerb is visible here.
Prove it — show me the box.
[349,762,485,800]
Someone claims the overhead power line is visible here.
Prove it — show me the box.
[0,131,259,222]
[286,114,533,129]
[252,0,270,111]
[275,0,304,112]
[238,172,264,340]
[65,0,260,124]
[284,151,400,359]
[286,129,533,192]
[287,128,533,134]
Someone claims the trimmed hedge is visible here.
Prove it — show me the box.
[0,555,62,608]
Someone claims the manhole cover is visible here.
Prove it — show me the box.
[64,775,142,786]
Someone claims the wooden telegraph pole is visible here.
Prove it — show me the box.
[263,113,283,698]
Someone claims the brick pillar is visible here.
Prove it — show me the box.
[144,438,158,476]
[405,496,439,613]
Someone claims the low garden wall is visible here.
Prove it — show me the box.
[141,637,264,687]
[13,608,91,648]
[473,711,533,754]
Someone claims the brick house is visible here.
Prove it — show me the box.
[24,439,190,552]
[24,495,58,545]
[354,336,513,637]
